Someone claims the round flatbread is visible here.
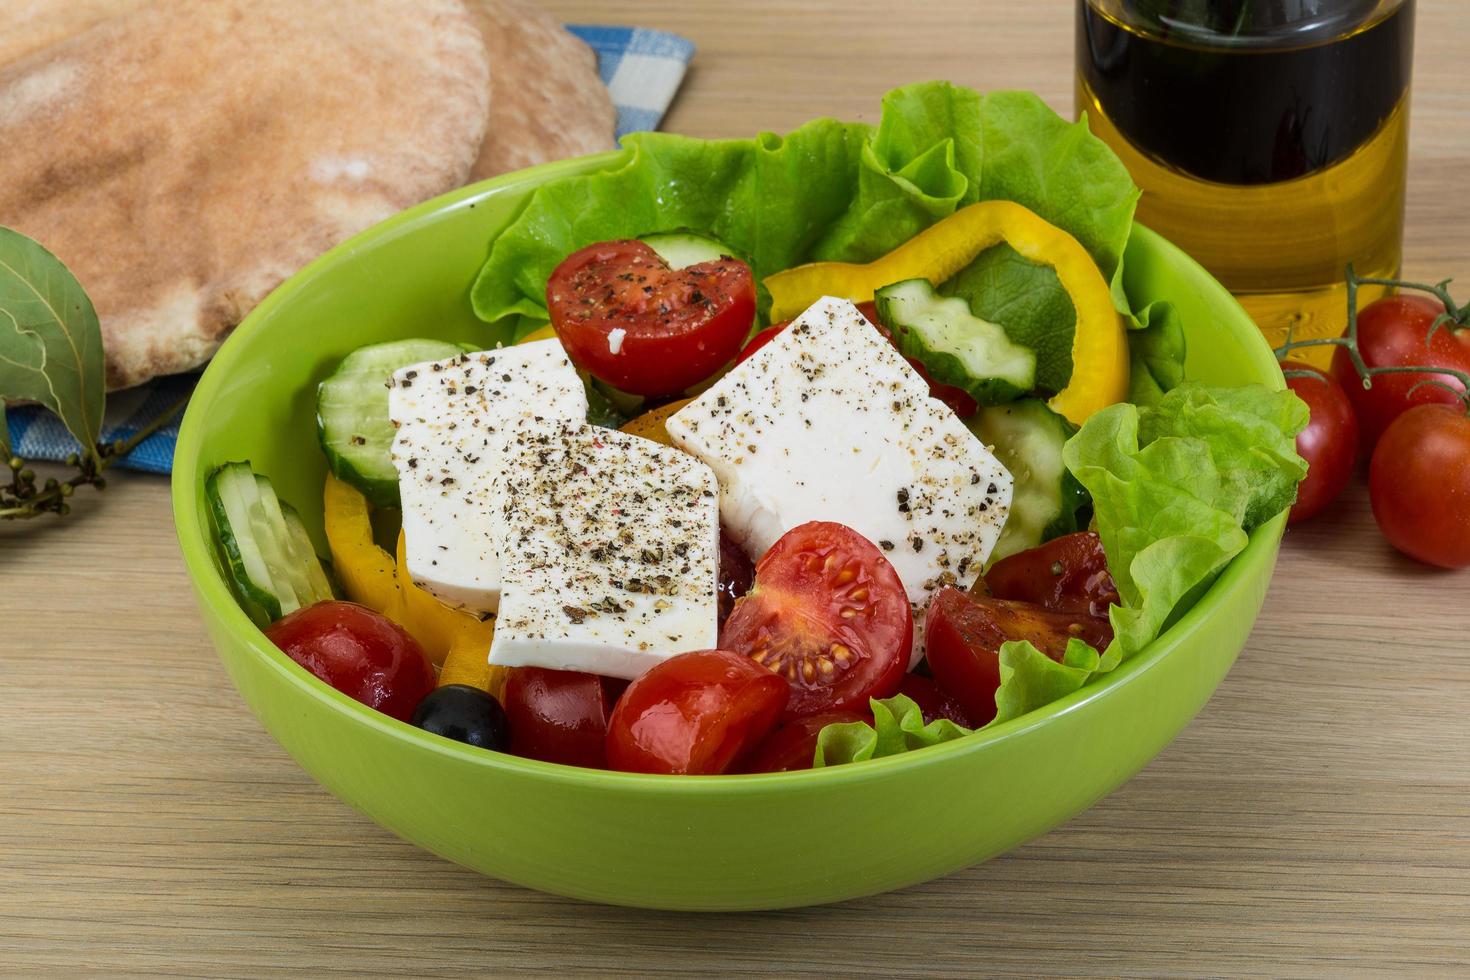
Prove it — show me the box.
[467,0,617,181]
[0,0,491,389]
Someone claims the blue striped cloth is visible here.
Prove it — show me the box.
[4,25,694,475]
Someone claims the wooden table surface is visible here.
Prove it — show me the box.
[4,1,1467,975]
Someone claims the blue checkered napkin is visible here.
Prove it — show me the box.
[4,25,695,475]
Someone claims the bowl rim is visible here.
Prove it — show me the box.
[172,153,1287,794]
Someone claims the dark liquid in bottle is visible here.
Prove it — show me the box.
[1076,1,1414,363]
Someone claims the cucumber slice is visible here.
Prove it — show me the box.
[968,399,1090,562]
[317,338,466,508]
[876,278,1037,406]
[639,231,735,270]
[206,461,335,627]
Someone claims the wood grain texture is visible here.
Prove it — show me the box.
[2,1,1467,975]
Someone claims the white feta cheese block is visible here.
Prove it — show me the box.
[388,340,587,614]
[488,421,721,679]
[665,296,1013,662]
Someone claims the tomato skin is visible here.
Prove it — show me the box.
[1330,295,1470,449]
[501,668,626,769]
[717,529,755,628]
[731,304,978,418]
[547,240,756,396]
[605,650,789,775]
[1368,404,1470,569]
[739,709,873,773]
[720,522,911,720]
[897,674,974,728]
[982,531,1120,618]
[1283,361,1360,523]
[924,587,1114,726]
[735,323,787,364]
[264,600,436,722]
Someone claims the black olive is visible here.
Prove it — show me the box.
[411,685,511,751]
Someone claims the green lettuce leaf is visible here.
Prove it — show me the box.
[813,694,971,767]
[1126,300,1188,406]
[993,637,1103,726]
[1063,383,1306,660]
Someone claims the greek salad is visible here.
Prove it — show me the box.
[207,82,1308,775]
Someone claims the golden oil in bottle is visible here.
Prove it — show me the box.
[1077,0,1414,365]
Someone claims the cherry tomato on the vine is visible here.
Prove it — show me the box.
[1329,294,1470,449]
[720,522,911,720]
[605,650,789,775]
[264,600,436,722]
[547,240,756,396]
[1368,403,1470,569]
[1279,361,1360,523]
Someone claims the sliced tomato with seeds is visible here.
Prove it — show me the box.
[981,531,1120,619]
[925,586,1113,726]
[547,239,755,396]
[720,521,911,720]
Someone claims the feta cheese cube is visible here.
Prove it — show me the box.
[488,422,721,679]
[388,341,587,613]
[665,296,1013,658]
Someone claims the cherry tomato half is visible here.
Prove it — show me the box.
[740,709,873,774]
[605,650,789,775]
[732,303,979,418]
[264,600,436,722]
[1330,294,1470,450]
[897,674,974,728]
[981,531,1120,619]
[547,240,756,396]
[720,521,911,719]
[501,667,626,769]
[1283,361,1359,523]
[1368,403,1470,569]
[925,587,1114,727]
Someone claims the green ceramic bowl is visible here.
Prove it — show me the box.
[173,153,1285,911]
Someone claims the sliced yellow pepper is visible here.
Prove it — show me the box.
[619,397,693,447]
[322,472,497,678]
[763,199,1128,425]
[520,323,557,344]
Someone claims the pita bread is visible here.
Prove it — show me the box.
[466,0,617,180]
[0,0,491,389]
[0,0,145,68]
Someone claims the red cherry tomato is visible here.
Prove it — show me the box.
[501,668,626,769]
[739,709,873,774]
[1368,403,1470,569]
[1330,294,1470,449]
[1282,361,1360,523]
[924,587,1114,727]
[897,674,975,728]
[720,521,911,719]
[605,650,789,775]
[982,531,1120,618]
[264,600,435,722]
[547,240,755,396]
[731,303,978,418]
[735,322,787,364]
[717,529,755,628]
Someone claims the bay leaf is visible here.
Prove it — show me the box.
[0,227,104,464]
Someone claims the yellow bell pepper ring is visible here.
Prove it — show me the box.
[763,199,1129,425]
[321,472,496,672]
